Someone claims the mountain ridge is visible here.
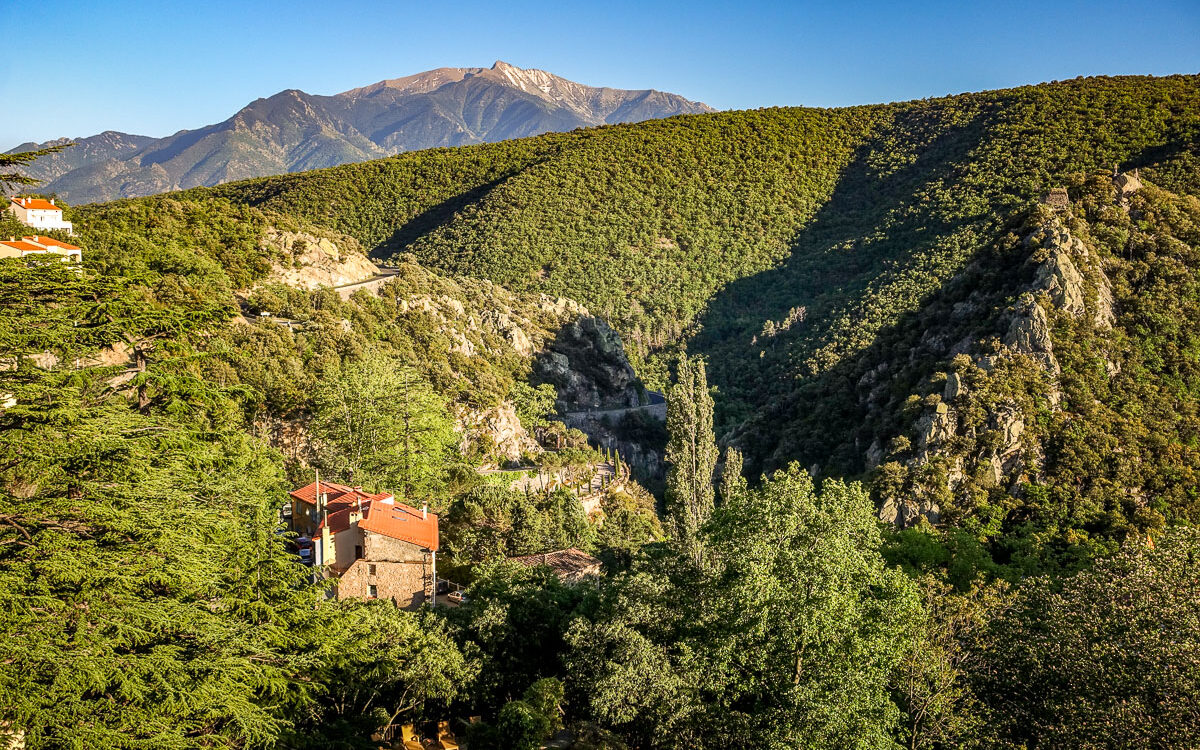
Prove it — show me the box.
[9,60,712,204]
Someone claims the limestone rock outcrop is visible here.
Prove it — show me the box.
[262,229,378,290]
[455,401,541,463]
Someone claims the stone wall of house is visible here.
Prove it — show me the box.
[338,540,431,610]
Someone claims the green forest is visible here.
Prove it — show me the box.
[2,73,1200,748]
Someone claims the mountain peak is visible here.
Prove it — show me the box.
[12,62,713,204]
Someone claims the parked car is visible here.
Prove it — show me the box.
[447,589,469,604]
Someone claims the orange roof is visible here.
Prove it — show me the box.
[10,198,61,212]
[292,479,437,550]
[0,240,45,253]
[289,480,391,513]
[25,235,79,250]
[359,499,439,551]
[316,507,355,535]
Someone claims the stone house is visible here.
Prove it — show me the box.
[289,480,439,610]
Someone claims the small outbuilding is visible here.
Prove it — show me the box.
[511,548,603,584]
[1041,187,1070,212]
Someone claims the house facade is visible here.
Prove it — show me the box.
[8,198,73,234]
[0,235,82,262]
[288,480,439,610]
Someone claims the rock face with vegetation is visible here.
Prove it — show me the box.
[260,227,379,290]
[534,315,643,411]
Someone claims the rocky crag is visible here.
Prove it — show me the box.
[260,228,379,290]
[871,179,1127,528]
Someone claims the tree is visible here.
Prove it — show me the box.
[718,445,745,504]
[312,350,456,499]
[568,466,922,749]
[0,372,320,748]
[286,603,470,747]
[0,143,70,189]
[664,355,717,566]
[701,466,923,748]
[970,529,1200,748]
[496,700,551,750]
[446,562,590,712]
[893,580,999,750]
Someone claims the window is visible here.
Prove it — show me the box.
[368,585,377,598]
[368,564,377,576]
[354,545,363,560]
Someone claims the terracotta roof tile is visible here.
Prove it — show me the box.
[289,480,391,512]
[25,235,79,250]
[0,240,46,253]
[10,198,61,211]
[292,480,437,550]
[359,499,439,551]
[511,548,602,578]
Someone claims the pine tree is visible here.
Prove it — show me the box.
[664,355,717,567]
[0,143,70,189]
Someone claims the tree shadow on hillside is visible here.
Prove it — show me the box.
[693,105,1002,475]
[375,165,539,260]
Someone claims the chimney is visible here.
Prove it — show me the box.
[422,503,428,520]
[49,199,54,206]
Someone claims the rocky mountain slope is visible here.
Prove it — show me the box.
[9,61,712,204]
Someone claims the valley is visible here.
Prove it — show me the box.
[2,71,1199,748]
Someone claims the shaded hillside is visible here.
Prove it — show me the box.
[9,61,711,204]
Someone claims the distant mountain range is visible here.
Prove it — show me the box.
[9,61,713,204]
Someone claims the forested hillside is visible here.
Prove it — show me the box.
[198,76,1198,376]
[75,74,1200,575]
[6,73,1200,748]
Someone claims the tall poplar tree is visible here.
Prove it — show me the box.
[664,354,717,566]
[719,445,745,504]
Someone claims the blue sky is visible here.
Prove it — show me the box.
[2,0,1197,149]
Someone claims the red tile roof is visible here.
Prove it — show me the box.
[25,235,79,250]
[10,198,61,212]
[294,480,438,550]
[289,480,391,513]
[316,507,355,535]
[512,548,602,577]
[0,240,45,254]
[359,499,439,551]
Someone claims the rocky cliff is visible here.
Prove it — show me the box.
[872,186,1124,528]
[533,315,643,412]
[261,228,379,290]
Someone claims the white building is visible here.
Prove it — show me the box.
[0,235,82,263]
[7,197,73,235]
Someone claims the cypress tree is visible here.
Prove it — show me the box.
[719,445,745,504]
[665,355,717,566]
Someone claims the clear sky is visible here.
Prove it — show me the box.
[2,0,1198,149]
